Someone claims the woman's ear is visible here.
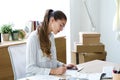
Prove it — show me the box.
[50,17,55,23]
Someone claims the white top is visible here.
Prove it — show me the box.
[26,30,63,76]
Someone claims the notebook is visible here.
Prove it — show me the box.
[102,66,114,79]
[64,70,105,80]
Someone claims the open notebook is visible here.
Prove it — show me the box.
[18,75,61,80]
[63,66,113,80]
[102,66,114,79]
[64,70,105,80]
[18,66,113,80]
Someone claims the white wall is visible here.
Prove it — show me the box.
[69,0,120,64]
[0,0,70,32]
[99,0,120,64]
[68,0,90,63]
[68,0,99,63]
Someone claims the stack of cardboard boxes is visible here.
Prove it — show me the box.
[72,32,106,64]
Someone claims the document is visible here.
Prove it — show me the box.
[63,66,84,76]
[102,66,114,79]
[18,75,61,80]
[64,70,105,80]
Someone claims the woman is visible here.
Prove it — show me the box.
[26,9,77,76]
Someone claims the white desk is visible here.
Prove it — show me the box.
[18,75,64,80]
[18,60,120,80]
[77,60,119,73]
[77,60,120,80]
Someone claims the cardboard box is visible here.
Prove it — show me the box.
[55,36,66,63]
[74,43,105,53]
[71,52,106,64]
[79,52,106,63]
[79,32,100,44]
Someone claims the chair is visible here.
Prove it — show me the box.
[55,36,66,63]
[8,44,26,80]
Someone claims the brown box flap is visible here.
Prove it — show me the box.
[79,32,100,37]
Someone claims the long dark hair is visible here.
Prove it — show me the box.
[38,9,67,57]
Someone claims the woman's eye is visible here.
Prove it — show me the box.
[60,24,63,27]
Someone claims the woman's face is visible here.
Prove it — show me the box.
[50,18,66,34]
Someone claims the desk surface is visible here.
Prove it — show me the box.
[77,60,120,73]
[18,60,120,80]
[77,60,120,80]
[0,39,26,48]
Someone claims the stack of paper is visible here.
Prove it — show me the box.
[64,70,105,80]
[102,66,114,79]
[18,75,61,80]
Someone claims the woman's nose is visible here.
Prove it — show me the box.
[60,27,63,31]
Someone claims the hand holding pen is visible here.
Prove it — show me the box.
[66,64,78,70]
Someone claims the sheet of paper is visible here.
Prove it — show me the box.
[102,66,114,78]
[64,70,103,80]
[18,75,61,80]
[63,70,78,76]
[88,73,103,80]
[63,66,84,76]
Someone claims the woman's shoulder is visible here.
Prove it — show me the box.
[49,32,54,38]
[28,30,38,39]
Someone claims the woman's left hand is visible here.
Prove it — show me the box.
[66,64,78,70]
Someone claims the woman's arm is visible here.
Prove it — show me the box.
[50,66,67,75]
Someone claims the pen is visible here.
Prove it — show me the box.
[77,67,84,72]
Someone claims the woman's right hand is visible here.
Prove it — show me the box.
[50,66,67,75]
